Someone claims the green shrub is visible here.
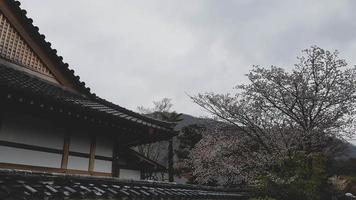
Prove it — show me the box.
[253,152,332,200]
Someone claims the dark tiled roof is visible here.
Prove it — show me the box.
[0,169,248,200]
[0,64,175,132]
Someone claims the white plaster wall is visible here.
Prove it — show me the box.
[94,159,112,173]
[0,112,114,173]
[0,145,62,168]
[67,156,89,171]
[0,113,65,149]
[173,175,189,184]
[69,131,90,153]
[67,129,92,171]
[119,169,141,180]
[95,137,113,157]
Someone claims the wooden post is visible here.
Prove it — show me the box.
[88,136,96,173]
[60,134,70,170]
[112,140,120,177]
[0,104,3,131]
[0,97,4,131]
[168,139,174,182]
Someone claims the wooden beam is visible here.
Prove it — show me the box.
[0,140,62,154]
[60,134,70,169]
[0,139,113,161]
[0,162,111,177]
[88,136,96,173]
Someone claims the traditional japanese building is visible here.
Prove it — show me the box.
[0,0,248,199]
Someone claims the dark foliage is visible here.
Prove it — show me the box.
[176,124,205,160]
[254,152,332,200]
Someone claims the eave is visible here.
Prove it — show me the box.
[0,64,176,145]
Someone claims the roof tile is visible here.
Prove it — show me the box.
[0,64,174,132]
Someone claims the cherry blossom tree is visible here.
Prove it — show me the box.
[190,46,356,184]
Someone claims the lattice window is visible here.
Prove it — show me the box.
[0,13,54,77]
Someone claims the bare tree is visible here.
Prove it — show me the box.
[136,98,173,162]
[137,98,173,117]
[190,46,356,184]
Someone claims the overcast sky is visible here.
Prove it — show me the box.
[20,0,356,117]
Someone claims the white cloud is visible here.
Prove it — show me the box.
[20,0,356,116]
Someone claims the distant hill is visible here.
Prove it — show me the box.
[174,113,212,130]
[340,143,356,159]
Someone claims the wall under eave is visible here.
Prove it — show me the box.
[0,111,159,180]
[67,129,90,171]
[0,112,64,168]
[119,168,141,180]
[0,111,114,174]
[94,137,113,173]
